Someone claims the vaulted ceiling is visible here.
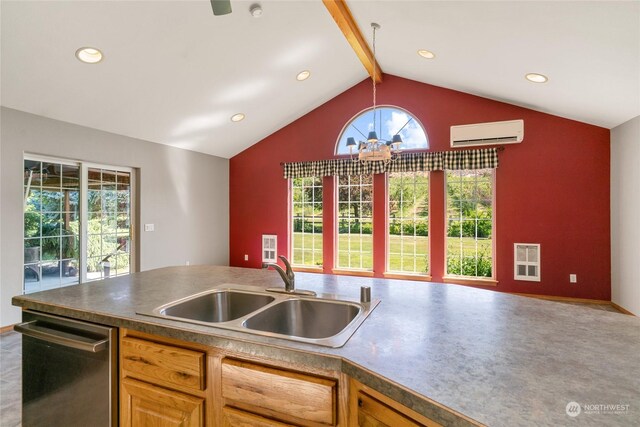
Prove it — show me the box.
[2,1,638,159]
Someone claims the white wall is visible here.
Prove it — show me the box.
[611,115,640,316]
[0,107,229,327]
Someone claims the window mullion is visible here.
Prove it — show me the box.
[79,164,88,283]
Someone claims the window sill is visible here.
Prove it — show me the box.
[332,269,374,277]
[383,273,432,282]
[292,266,324,273]
[442,276,498,287]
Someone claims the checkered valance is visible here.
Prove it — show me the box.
[283,148,499,178]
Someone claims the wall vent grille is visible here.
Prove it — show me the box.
[514,243,541,282]
[262,235,277,263]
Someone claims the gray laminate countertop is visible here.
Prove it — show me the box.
[12,266,640,426]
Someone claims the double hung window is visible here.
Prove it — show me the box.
[290,177,323,268]
[445,169,494,279]
[388,171,429,275]
[336,175,373,270]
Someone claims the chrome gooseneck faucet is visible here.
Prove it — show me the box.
[263,255,316,296]
[263,255,295,292]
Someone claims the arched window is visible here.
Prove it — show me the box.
[335,106,428,155]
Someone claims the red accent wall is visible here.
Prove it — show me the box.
[229,75,611,300]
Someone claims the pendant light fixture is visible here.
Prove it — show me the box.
[347,23,403,162]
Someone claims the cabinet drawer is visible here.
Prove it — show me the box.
[221,358,337,425]
[223,407,293,427]
[121,336,205,391]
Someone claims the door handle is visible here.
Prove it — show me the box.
[15,321,108,353]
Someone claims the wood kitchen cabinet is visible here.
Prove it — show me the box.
[349,379,442,427]
[121,377,204,427]
[119,330,210,426]
[119,329,450,427]
[119,329,345,426]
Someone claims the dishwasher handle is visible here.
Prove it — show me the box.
[15,321,108,353]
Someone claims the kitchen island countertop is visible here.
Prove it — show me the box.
[12,265,640,426]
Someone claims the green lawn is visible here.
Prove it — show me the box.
[447,236,492,257]
[291,233,324,267]
[292,232,492,274]
[336,234,373,269]
[388,235,427,273]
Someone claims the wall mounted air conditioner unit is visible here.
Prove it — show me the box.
[450,119,524,148]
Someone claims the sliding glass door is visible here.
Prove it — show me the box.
[23,156,134,293]
[85,167,132,281]
[24,159,80,293]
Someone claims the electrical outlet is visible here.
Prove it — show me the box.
[186,261,190,266]
[144,223,154,232]
[570,274,577,283]
[244,254,249,261]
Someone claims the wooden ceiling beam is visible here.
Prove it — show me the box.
[322,0,383,83]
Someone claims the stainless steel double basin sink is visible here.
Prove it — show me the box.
[140,285,379,348]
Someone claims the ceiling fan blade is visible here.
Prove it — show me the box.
[210,0,232,16]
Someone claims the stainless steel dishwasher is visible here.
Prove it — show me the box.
[15,310,117,427]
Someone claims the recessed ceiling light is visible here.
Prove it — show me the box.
[75,47,103,64]
[525,73,548,83]
[249,4,263,17]
[296,70,311,81]
[417,49,435,59]
[231,113,245,122]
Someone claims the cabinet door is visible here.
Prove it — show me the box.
[121,378,204,427]
[357,392,423,427]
